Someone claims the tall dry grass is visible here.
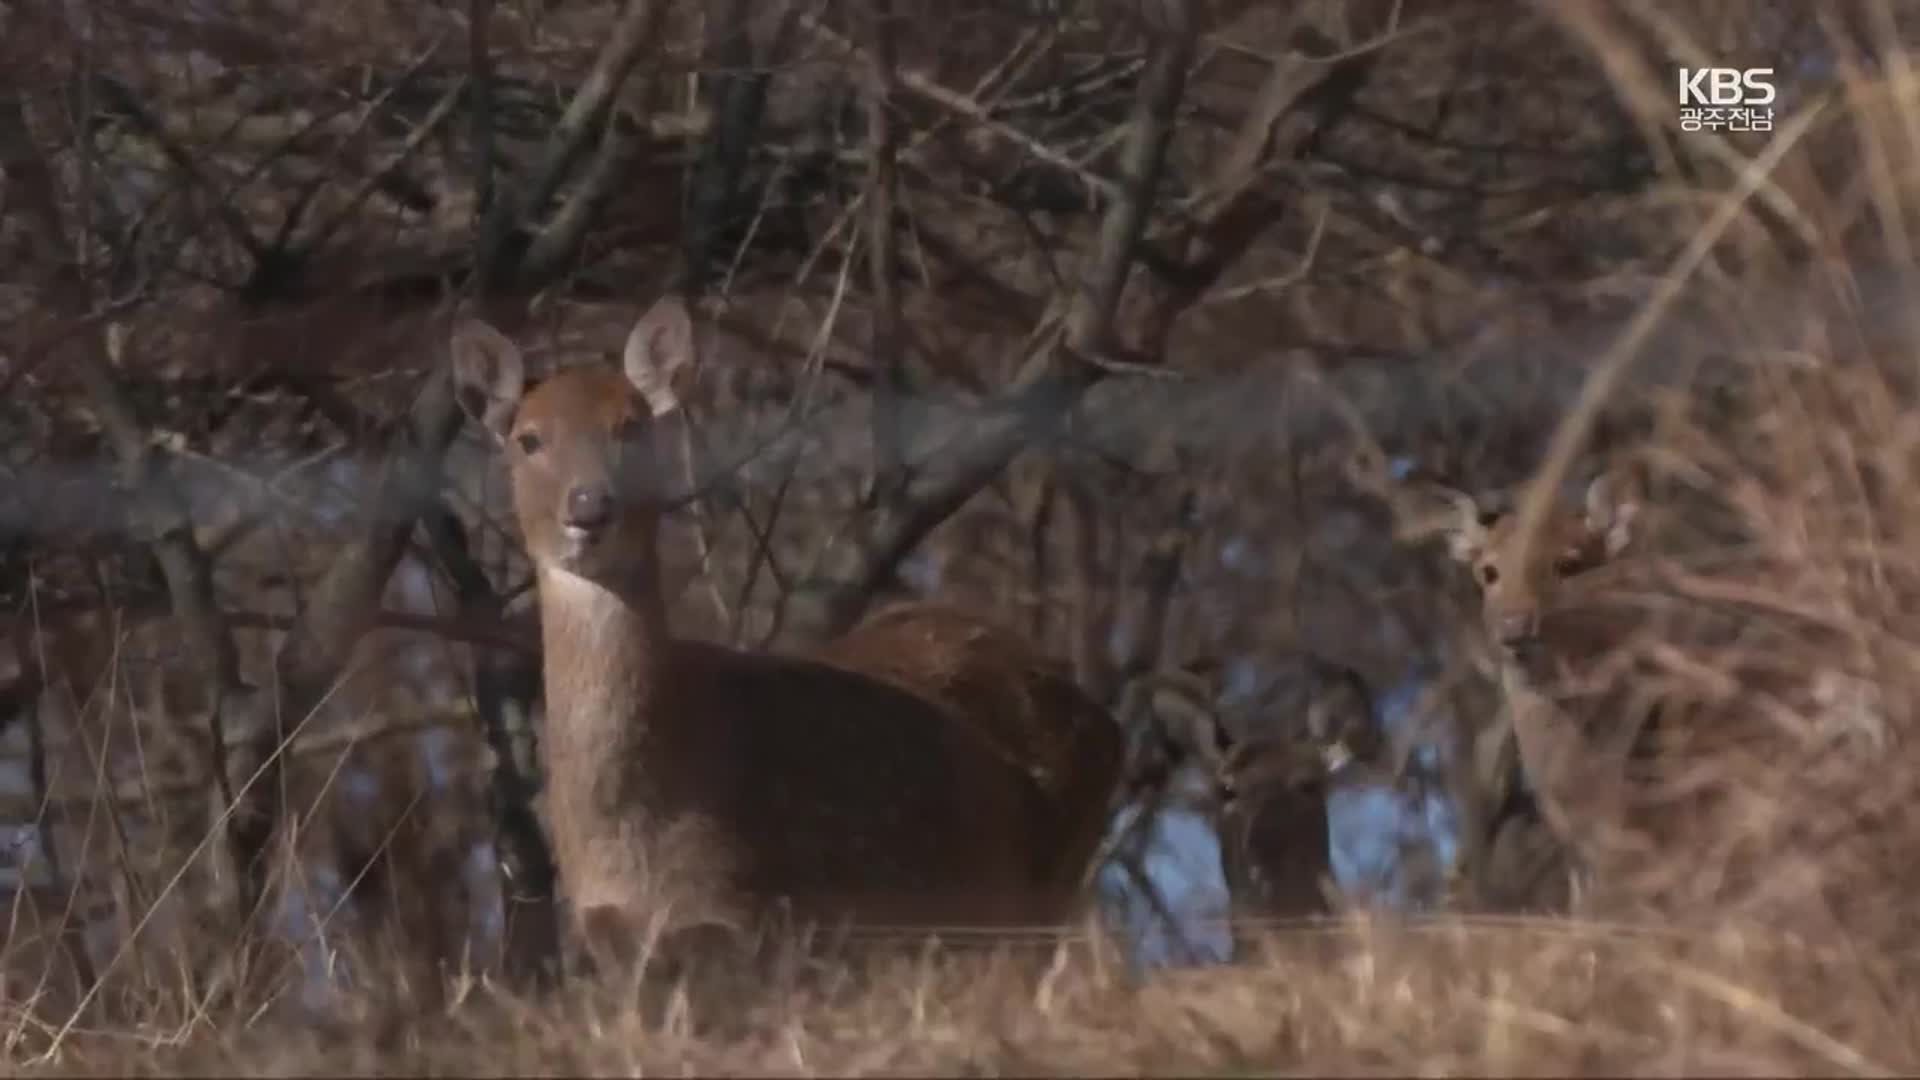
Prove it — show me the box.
[11,918,1914,1075]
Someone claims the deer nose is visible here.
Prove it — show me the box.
[1494,609,1536,647]
[564,486,613,532]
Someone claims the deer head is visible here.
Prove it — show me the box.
[451,297,696,585]
[1429,465,1646,658]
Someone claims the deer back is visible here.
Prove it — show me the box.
[820,602,1125,909]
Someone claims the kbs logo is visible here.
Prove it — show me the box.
[1677,67,1775,133]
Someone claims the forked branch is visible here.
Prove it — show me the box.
[779,1,1201,643]
[474,0,668,288]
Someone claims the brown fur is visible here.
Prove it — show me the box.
[1217,742,1335,920]
[453,298,1120,957]
[1424,466,1884,917]
[1438,485,1633,658]
[1477,800,1573,913]
[1125,664,1354,924]
[1420,469,1659,876]
[1213,664,1370,921]
[820,603,1125,902]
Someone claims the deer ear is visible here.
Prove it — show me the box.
[450,319,526,443]
[622,295,696,417]
[1583,465,1643,558]
[1382,478,1493,564]
[1429,486,1493,565]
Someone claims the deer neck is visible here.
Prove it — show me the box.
[534,560,671,900]
[537,558,672,745]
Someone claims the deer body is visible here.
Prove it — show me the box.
[455,297,1112,947]
[1429,466,1885,908]
[1212,663,1373,920]
[1422,469,1661,873]
[1357,449,1894,918]
[535,583,1041,929]
[820,602,1125,899]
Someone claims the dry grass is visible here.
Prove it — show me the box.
[7,914,1915,1075]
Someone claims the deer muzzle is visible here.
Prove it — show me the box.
[563,485,615,542]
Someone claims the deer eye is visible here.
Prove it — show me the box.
[1551,550,1585,578]
[515,430,543,455]
[1479,563,1500,585]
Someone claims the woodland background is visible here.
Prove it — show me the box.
[1,0,1918,1073]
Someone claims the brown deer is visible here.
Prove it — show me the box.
[1420,464,1661,872]
[1212,660,1374,921]
[450,296,1120,958]
[1118,660,1363,928]
[1407,460,1887,917]
[818,603,1124,905]
[1337,448,1647,876]
[1333,457,1661,891]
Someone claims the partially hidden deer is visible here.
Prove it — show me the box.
[1119,659,1366,925]
[1384,463,1661,881]
[1401,458,1886,914]
[1214,661,1370,920]
[450,295,1123,957]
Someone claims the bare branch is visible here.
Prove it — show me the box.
[519,104,633,282]
[780,1,1201,643]
[800,12,1121,202]
[475,0,667,288]
[1064,2,1197,364]
[469,0,497,222]
[1116,487,1198,689]
[681,0,801,294]
[1130,23,1379,360]
[0,100,249,832]
[90,75,267,264]
[230,331,472,927]
[1060,474,1112,696]
[299,74,469,257]
[862,0,908,496]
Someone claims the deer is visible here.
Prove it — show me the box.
[1335,448,1647,883]
[449,295,1123,963]
[1114,658,1371,933]
[817,603,1125,906]
[1473,786,1573,913]
[1399,460,1683,899]
[1209,659,1374,921]
[1383,454,1888,918]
